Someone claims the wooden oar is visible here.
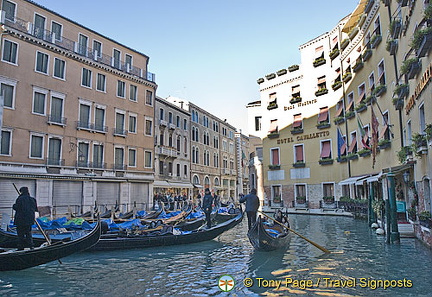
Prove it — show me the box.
[258,210,330,254]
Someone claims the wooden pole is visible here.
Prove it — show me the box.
[258,210,330,254]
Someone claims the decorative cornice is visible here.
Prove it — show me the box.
[260,75,303,92]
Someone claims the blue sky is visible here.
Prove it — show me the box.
[33,0,358,134]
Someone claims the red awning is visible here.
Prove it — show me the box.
[293,114,302,127]
[356,92,365,104]
[320,141,331,158]
[379,124,388,139]
[268,120,278,133]
[348,136,357,153]
[335,104,344,117]
[318,107,329,122]
[295,145,304,162]
[345,100,354,111]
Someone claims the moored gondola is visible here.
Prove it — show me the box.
[89,208,243,251]
[0,220,101,271]
[247,215,290,251]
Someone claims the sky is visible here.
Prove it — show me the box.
[32,0,358,135]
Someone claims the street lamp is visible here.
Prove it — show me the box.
[403,171,410,184]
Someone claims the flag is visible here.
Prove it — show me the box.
[357,117,370,149]
[337,127,345,159]
[371,105,379,168]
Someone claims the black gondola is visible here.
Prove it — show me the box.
[247,215,290,251]
[0,228,74,248]
[0,220,101,271]
[89,209,243,251]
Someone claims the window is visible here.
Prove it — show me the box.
[176,116,180,128]
[184,136,188,155]
[144,151,152,168]
[114,147,124,170]
[1,81,15,108]
[348,132,357,154]
[269,119,278,133]
[3,0,16,21]
[177,136,181,151]
[270,148,280,165]
[168,112,173,124]
[159,132,164,146]
[93,144,104,168]
[125,54,132,70]
[145,118,153,136]
[81,68,92,87]
[129,85,137,101]
[357,83,366,104]
[78,142,89,167]
[214,153,219,168]
[33,91,46,115]
[368,72,375,92]
[117,80,125,97]
[128,149,136,167]
[184,164,188,176]
[78,34,88,56]
[34,14,45,39]
[214,136,219,149]
[36,51,49,74]
[30,134,44,158]
[93,40,102,59]
[293,114,302,129]
[94,106,106,132]
[113,49,121,69]
[378,60,386,85]
[255,116,262,131]
[96,73,106,92]
[420,103,426,133]
[51,22,62,41]
[128,114,137,134]
[183,119,187,130]
[49,96,64,124]
[159,160,164,175]
[159,108,165,121]
[323,183,334,198]
[317,76,326,89]
[53,58,65,79]
[0,130,11,155]
[320,140,332,159]
[47,138,62,166]
[145,90,153,105]
[318,107,329,123]
[79,103,91,129]
[115,112,126,135]
[295,184,306,199]
[294,144,304,162]
[2,39,18,64]
[272,185,282,203]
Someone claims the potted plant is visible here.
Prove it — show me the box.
[393,83,409,99]
[362,48,373,61]
[401,57,420,79]
[317,121,331,129]
[290,96,302,104]
[315,87,328,96]
[293,161,305,168]
[334,116,345,125]
[397,146,413,164]
[390,19,402,39]
[288,64,299,72]
[323,196,335,204]
[265,73,276,80]
[373,84,387,97]
[358,148,371,157]
[338,155,348,162]
[378,139,391,149]
[332,80,343,90]
[407,207,417,221]
[349,27,359,39]
[268,164,281,170]
[342,72,352,82]
[355,102,367,113]
[345,110,355,119]
[291,126,303,134]
[329,48,340,60]
[296,196,306,204]
[319,158,334,165]
[341,38,350,50]
[277,69,287,76]
[353,59,364,72]
[313,57,326,67]
[386,38,398,55]
[412,133,428,155]
[267,101,278,110]
[371,34,382,48]
[411,27,432,57]
[419,211,432,228]
[257,78,264,84]
[425,124,432,142]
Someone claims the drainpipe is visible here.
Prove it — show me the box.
[387,171,400,243]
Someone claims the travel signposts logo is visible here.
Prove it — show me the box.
[218,275,235,292]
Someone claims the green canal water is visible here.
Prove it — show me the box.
[1,214,432,296]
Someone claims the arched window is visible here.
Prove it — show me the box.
[193,175,200,185]
[204,176,210,189]
[177,136,181,151]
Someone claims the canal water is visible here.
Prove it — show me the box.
[1,214,432,296]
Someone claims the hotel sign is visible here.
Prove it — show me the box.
[405,62,432,115]
[276,131,330,144]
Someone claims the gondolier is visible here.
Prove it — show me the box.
[202,188,214,228]
[240,188,260,230]
[12,187,38,250]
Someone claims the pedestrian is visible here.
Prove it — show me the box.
[13,187,38,250]
[240,188,260,230]
[202,188,214,228]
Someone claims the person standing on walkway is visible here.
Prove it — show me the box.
[13,187,38,250]
[202,188,214,228]
[240,188,260,230]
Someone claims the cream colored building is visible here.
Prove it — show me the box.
[0,0,156,217]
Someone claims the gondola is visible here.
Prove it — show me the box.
[89,209,243,251]
[0,228,74,248]
[247,215,290,251]
[0,220,101,271]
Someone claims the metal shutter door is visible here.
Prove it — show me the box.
[52,181,83,215]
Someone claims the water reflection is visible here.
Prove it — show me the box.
[1,215,432,296]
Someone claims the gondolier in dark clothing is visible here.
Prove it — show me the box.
[202,188,214,228]
[240,188,260,230]
[13,187,38,250]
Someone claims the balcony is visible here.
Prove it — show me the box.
[386,39,398,56]
[113,128,127,137]
[47,115,67,126]
[293,161,305,168]
[313,57,326,67]
[362,48,372,61]
[315,88,328,97]
[371,34,382,49]
[365,0,375,14]
[91,162,106,169]
[113,163,126,171]
[159,120,168,127]
[2,14,155,83]
[329,48,340,60]
[76,160,90,168]
[46,158,65,166]
[157,146,178,158]
[76,121,92,130]
[390,19,402,39]
[168,123,176,130]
